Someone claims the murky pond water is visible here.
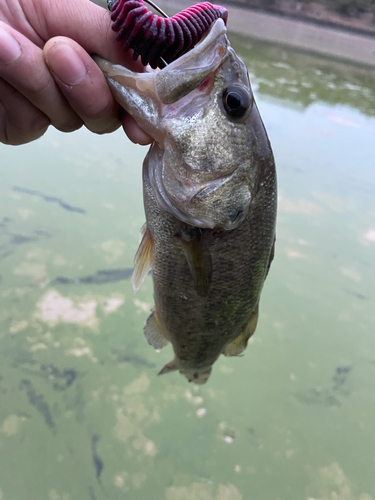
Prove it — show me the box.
[1,34,374,500]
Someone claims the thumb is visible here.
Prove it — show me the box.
[32,0,144,69]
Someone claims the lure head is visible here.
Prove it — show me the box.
[94,19,273,230]
[108,0,228,68]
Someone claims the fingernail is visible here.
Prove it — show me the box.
[0,27,21,63]
[46,45,87,86]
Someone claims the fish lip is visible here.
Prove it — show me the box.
[151,19,229,105]
[164,18,227,72]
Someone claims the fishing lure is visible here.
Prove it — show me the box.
[107,0,228,68]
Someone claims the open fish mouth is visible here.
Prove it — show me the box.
[156,18,228,72]
[93,18,228,106]
[150,18,229,106]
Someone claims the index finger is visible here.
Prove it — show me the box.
[44,36,121,135]
[31,0,144,69]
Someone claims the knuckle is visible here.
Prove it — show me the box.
[26,73,51,97]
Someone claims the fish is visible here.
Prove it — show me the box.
[93,18,277,384]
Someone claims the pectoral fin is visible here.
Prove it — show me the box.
[132,225,153,292]
[224,304,259,357]
[179,228,212,297]
[144,310,169,350]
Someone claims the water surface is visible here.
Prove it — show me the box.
[0,36,374,500]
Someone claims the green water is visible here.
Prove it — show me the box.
[0,35,374,500]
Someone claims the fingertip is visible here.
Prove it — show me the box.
[44,37,88,87]
[44,37,121,134]
[122,113,153,145]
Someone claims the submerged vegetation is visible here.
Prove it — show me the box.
[231,32,375,116]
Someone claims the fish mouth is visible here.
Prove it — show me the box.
[183,367,212,384]
[164,18,227,72]
[152,18,228,105]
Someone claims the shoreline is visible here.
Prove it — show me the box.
[225,0,375,38]
[223,1,375,67]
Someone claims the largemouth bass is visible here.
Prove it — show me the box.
[94,18,277,384]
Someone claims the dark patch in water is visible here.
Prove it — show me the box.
[13,349,37,367]
[91,434,104,483]
[10,234,38,245]
[13,186,86,214]
[8,231,51,247]
[53,268,133,285]
[88,486,97,500]
[33,229,51,237]
[111,350,155,369]
[40,364,78,391]
[344,289,367,300]
[0,217,12,227]
[332,365,352,391]
[72,383,85,424]
[295,364,354,407]
[295,389,342,407]
[0,217,50,264]
[19,379,56,431]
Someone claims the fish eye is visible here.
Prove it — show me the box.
[222,87,251,118]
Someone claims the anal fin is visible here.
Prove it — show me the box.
[158,359,178,376]
[224,304,259,357]
[144,310,169,350]
[132,225,153,292]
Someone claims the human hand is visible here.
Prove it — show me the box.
[0,0,152,145]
